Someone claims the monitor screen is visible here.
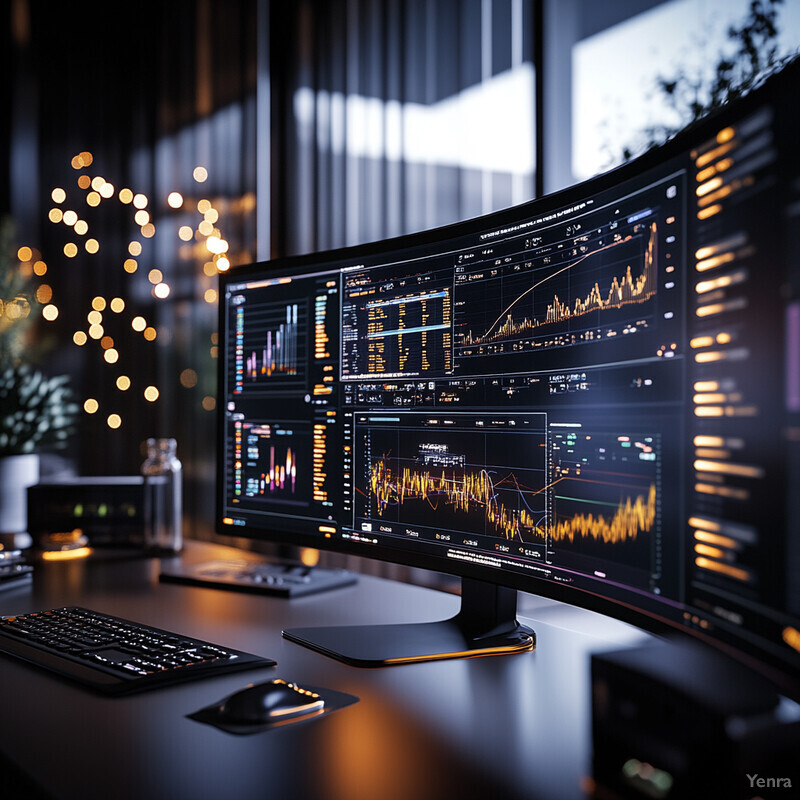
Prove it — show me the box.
[217,62,800,687]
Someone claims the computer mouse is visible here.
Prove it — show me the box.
[218,678,325,724]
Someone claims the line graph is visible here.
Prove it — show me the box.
[369,456,545,542]
[548,429,660,571]
[454,219,659,368]
[354,413,548,543]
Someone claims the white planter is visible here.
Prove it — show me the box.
[0,453,40,534]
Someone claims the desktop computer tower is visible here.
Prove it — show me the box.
[591,639,799,800]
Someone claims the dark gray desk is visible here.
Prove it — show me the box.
[0,541,648,800]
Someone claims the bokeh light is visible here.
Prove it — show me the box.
[180,368,198,388]
[167,192,183,208]
[84,398,99,414]
[107,414,122,429]
[144,386,159,402]
[193,166,208,182]
[51,188,66,204]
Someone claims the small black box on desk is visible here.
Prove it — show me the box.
[591,638,800,800]
[27,477,144,547]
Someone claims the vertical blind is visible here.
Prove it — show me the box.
[270,0,538,257]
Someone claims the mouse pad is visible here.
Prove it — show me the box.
[188,684,359,735]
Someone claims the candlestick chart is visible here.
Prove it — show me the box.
[237,422,307,506]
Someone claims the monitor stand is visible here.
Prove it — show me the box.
[283,577,535,666]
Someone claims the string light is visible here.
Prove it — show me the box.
[41,157,237,440]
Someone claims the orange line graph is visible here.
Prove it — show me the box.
[463,222,657,345]
[369,458,544,541]
[552,483,656,544]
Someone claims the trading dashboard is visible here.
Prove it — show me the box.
[219,63,800,681]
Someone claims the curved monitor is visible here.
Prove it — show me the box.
[217,61,800,690]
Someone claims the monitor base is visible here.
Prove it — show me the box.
[283,577,535,666]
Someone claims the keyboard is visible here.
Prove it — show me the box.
[0,606,275,694]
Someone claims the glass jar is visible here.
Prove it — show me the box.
[141,437,183,553]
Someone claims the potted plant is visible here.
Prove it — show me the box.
[0,219,77,544]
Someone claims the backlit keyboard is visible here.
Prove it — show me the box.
[0,606,275,694]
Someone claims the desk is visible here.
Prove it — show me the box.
[0,541,648,800]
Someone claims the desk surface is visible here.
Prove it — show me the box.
[0,541,649,800]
